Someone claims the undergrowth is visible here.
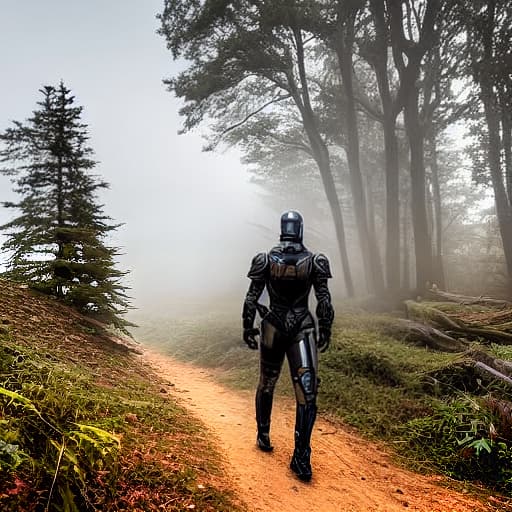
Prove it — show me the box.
[0,313,242,511]
[138,306,512,495]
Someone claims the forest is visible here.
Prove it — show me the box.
[160,0,512,300]
[1,1,512,511]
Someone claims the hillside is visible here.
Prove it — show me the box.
[0,279,243,511]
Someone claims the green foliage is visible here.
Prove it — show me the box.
[0,327,241,511]
[0,82,132,334]
[0,357,121,509]
[0,437,26,472]
[402,397,512,491]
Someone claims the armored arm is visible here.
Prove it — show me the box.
[242,253,268,348]
[312,254,334,352]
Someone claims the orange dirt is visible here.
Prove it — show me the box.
[145,349,510,512]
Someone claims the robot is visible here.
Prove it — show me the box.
[242,210,334,481]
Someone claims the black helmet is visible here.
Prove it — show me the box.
[280,210,303,243]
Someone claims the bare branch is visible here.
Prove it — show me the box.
[207,93,292,150]
[269,133,313,156]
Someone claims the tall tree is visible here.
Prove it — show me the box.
[158,0,356,296]
[357,0,402,293]
[319,0,385,294]
[459,0,512,296]
[0,83,132,333]
[387,0,442,293]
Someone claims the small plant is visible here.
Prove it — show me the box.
[0,437,26,472]
[402,396,512,491]
[0,383,122,510]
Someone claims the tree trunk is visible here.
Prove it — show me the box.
[481,81,512,296]
[402,193,411,290]
[315,148,355,297]
[386,0,439,294]
[500,90,512,206]
[428,135,446,288]
[336,14,384,296]
[366,170,380,272]
[472,1,512,297]
[292,28,355,297]
[404,88,434,293]
[56,153,64,298]
[369,0,401,294]
[382,117,401,293]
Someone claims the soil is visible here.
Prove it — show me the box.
[146,350,509,512]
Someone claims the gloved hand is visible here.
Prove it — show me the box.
[243,327,260,350]
[317,328,331,353]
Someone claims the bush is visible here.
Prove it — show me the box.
[401,397,512,491]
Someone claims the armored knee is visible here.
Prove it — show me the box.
[258,366,280,394]
[293,368,317,405]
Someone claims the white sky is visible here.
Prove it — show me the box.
[0,1,280,310]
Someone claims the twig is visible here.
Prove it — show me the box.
[219,94,291,138]
[45,437,66,512]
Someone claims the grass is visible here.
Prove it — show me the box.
[0,283,244,512]
[137,304,512,496]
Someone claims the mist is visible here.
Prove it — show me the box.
[0,1,351,316]
[1,1,510,323]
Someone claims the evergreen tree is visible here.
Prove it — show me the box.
[0,82,133,334]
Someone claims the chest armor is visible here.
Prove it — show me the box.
[269,252,313,281]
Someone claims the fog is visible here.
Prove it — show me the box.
[0,1,345,314]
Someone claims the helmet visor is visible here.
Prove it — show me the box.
[282,220,300,238]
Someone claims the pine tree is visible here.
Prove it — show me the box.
[0,82,133,334]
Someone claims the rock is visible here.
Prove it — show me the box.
[125,413,138,424]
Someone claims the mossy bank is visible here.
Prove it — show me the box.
[0,280,244,512]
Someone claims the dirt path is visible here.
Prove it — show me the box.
[146,350,496,512]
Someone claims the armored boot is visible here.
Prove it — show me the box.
[257,423,273,452]
[290,402,317,481]
[255,387,274,452]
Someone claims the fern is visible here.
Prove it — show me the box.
[0,386,41,413]
[0,385,59,433]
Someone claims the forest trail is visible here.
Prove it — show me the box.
[146,350,491,512]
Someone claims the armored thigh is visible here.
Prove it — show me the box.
[286,328,318,405]
[258,319,286,391]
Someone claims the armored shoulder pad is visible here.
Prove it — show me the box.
[313,253,332,278]
[247,252,268,280]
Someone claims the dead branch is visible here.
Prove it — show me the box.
[379,318,467,352]
[425,289,512,308]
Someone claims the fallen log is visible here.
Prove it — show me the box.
[405,300,464,330]
[469,349,512,379]
[474,362,512,388]
[425,289,512,308]
[405,300,512,345]
[378,318,468,352]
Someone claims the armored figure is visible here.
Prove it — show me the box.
[242,210,334,481]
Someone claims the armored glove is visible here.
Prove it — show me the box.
[243,328,260,350]
[317,327,331,353]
